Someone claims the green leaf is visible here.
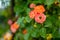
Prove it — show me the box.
[28,26,39,38]
[17,17,24,24]
[26,8,30,15]
[52,27,57,34]
[24,33,30,40]
[45,0,55,5]
[31,31,37,37]
[44,20,52,28]
[44,16,53,28]
[19,33,24,40]
[38,0,45,4]
[56,19,60,27]
[14,5,23,14]
[52,28,59,38]
[57,0,60,2]
[40,28,46,38]
[25,16,32,23]
[32,0,45,4]
[59,28,60,38]
[14,34,18,40]
[17,17,25,28]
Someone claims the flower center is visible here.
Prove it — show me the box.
[39,16,42,19]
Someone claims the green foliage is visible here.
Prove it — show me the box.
[45,0,55,6]
[0,0,60,40]
[40,28,46,38]
[14,0,60,40]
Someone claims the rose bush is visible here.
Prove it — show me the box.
[0,0,60,40]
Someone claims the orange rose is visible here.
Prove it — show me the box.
[29,10,36,19]
[10,26,17,33]
[35,13,46,24]
[34,5,45,13]
[23,29,27,34]
[10,22,19,33]
[12,22,19,29]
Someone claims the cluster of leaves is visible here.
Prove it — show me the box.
[13,0,60,40]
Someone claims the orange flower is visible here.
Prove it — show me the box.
[29,10,36,19]
[30,3,36,8]
[23,29,27,34]
[10,26,16,33]
[34,5,45,13]
[35,13,46,24]
[11,22,19,29]
[10,22,19,33]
